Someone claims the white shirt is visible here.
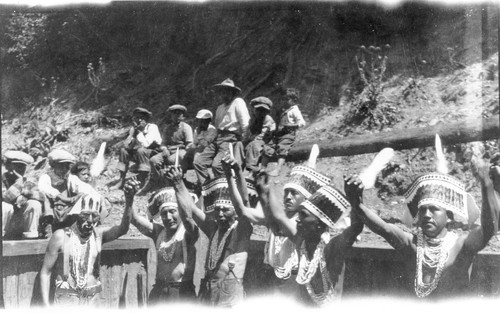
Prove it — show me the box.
[136,123,162,148]
[214,97,250,136]
[278,105,306,129]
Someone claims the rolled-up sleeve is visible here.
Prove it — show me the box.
[235,98,250,137]
[38,174,60,198]
[137,124,162,148]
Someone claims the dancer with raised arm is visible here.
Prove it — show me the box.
[255,148,393,306]
[167,165,253,307]
[39,178,135,306]
[352,135,500,298]
[130,184,198,304]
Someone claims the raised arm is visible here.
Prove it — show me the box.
[166,166,211,236]
[221,155,265,224]
[129,186,155,239]
[464,158,500,252]
[351,177,413,250]
[40,229,65,306]
[255,171,297,238]
[101,178,136,244]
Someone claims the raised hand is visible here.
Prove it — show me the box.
[344,174,364,205]
[123,176,141,199]
[255,170,270,194]
[222,153,241,176]
[165,166,184,186]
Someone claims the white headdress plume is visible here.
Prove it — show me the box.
[90,142,107,178]
[306,144,320,169]
[359,148,395,189]
[435,134,448,174]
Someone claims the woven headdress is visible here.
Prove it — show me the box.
[202,177,233,213]
[147,187,197,222]
[300,185,351,230]
[283,144,331,198]
[245,177,260,208]
[404,135,479,226]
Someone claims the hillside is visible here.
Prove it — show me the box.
[1,1,499,251]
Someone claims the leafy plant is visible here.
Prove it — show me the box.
[343,44,401,130]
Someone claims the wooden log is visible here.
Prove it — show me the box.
[288,116,499,161]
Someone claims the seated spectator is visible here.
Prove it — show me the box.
[188,109,218,186]
[111,107,162,190]
[2,150,45,239]
[141,104,193,195]
[244,97,276,173]
[38,149,79,233]
[193,79,249,183]
[263,88,306,176]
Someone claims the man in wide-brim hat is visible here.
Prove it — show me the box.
[193,78,250,184]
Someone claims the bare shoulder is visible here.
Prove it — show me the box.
[47,229,66,251]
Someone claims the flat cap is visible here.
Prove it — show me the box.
[4,150,34,165]
[250,96,273,111]
[168,104,187,113]
[132,107,152,117]
[196,109,213,119]
[48,149,76,164]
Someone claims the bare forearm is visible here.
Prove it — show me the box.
[355,203,411,250]
[173,180,206,229]
[480,180,500,241]
[40,270,51,306]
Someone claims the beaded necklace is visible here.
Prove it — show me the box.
[69,224,93,290]
[296,232,336,306]
[206,221,239,271]
[158,225,185,263]
[415,229,457,298]
[273,235,298,280]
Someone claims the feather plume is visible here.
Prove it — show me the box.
[90,142,107,178]
[359,148,395,189]
[435,134,448,174]
[306,144,320,169]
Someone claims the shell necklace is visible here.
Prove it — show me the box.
[296,232,336,306]
[158,225,185,263]
[69,224,93,290]
[206,221,238,271]
[415,228,457,298]
[273,235,298,280]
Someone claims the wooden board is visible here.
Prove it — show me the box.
[288,116,500,161]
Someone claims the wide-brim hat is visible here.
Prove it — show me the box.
[196,109,213,120]
[4,150,34,165]
[48,149,76,164]
[404,172,479,226]
[300,185,351,230]
[147,187,197,222]
[283,165,331,198]
[212,78,241,93]
[250,96,273,111]
[132,107,152,118]
[168,104,187,113]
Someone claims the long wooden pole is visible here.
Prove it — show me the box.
[287,116,499,161]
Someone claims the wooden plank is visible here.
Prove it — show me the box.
[288,116,499,161]
[2,237,151,257]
